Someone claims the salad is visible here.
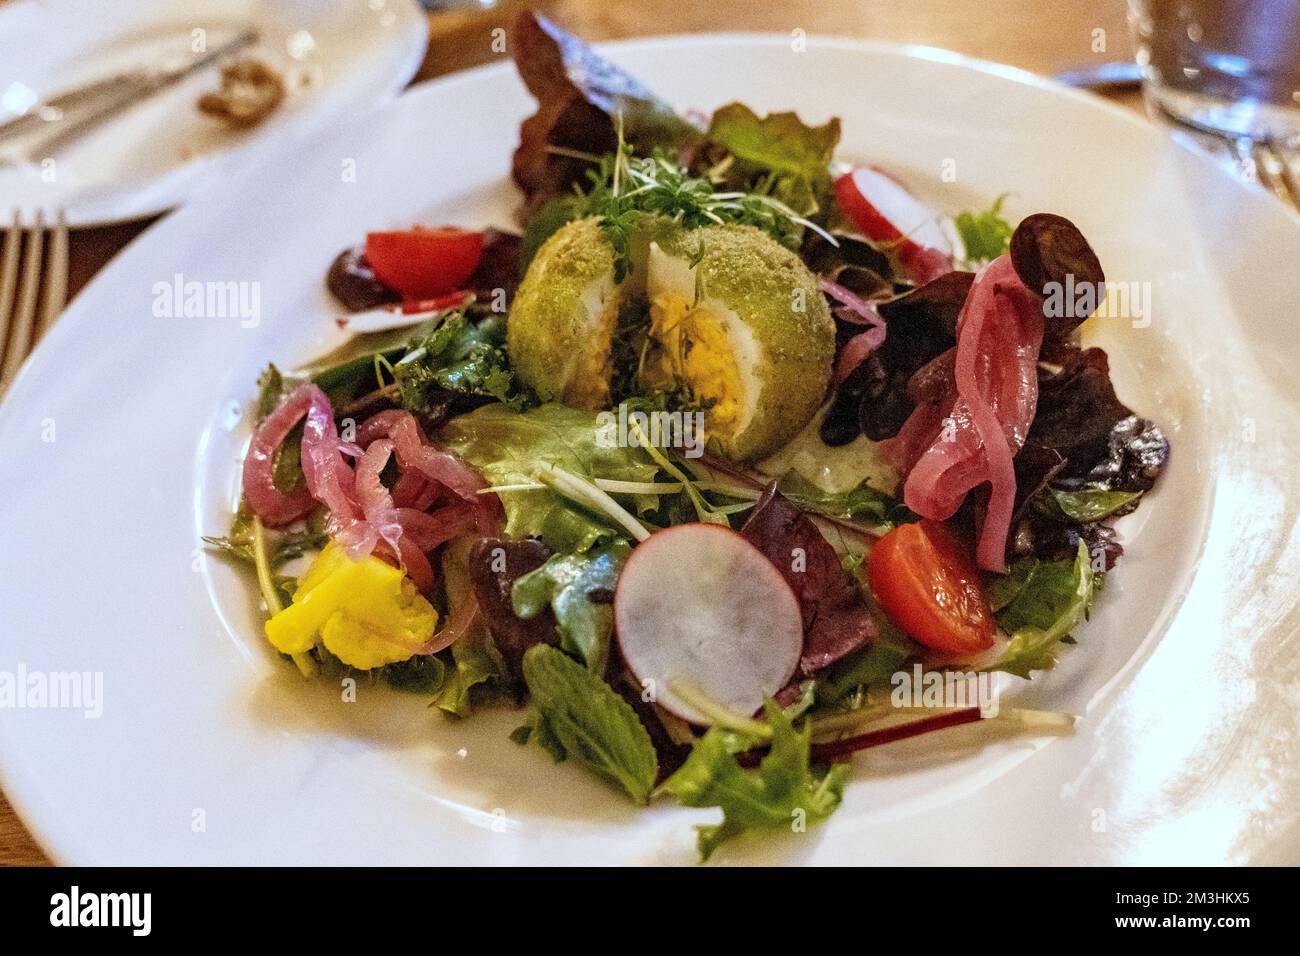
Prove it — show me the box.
[207,12,1170,860]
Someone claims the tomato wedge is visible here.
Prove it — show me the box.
[868,520,995,655]
[364,227,484,300]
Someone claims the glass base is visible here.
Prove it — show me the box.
[1148,85,1300,143]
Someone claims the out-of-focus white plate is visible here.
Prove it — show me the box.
[0,0,427,225]
[0,36,1296,865]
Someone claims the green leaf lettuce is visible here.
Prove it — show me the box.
[987,540,1095,677]
[657,699,848,860]
[955,194,1013,262]
[706,103,841,216]
[439,403,659,543]
[512,540,631,672]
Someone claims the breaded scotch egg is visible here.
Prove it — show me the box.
[507,216,834,461]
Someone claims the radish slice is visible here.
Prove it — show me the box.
[614,524,803,725]
[835,167,952,283]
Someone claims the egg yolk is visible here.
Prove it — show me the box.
[642,291,745,437]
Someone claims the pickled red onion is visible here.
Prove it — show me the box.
[420,592,481,655]
[898,256,1043,572]
[301,386,363,525]
[242,385,316,526]
[818,276,887,383]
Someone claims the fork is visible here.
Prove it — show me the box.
[0,210,69,395]
[1230,136,1300,212]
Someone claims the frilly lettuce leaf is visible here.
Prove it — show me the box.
[775,472,915,529]
[657,699,848,860]
[510,11,701,209]
[955,194,1013,263]
[1040,487,1143,523]
[986,540,1095,678]
[435,629,504,717]
[439,403,659,544]
[705,103,840,216]
[435,538,507,716]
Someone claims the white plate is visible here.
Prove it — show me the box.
[0,36,1297,865]
[0,0,427,225]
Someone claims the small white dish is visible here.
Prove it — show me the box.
[0,0,427,225]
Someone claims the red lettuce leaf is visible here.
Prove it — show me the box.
[1010,347,1169,570]
[509,11,699,210]
[1009,213,1105,340]
[466,228,523,300]
[326,246,400,312]
[740,487,877,675]
[819,270,968,445]
[468,537,558,678]
[1027,347,1169,490]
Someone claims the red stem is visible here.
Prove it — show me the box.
[810,707,983,760]
[736,707,983,767]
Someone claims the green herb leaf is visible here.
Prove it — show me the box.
[776,472,915,529]
[705,103,841,217]
[815,631,912,705]
[203,508,326,569]
[575,143,816,280]
[987,540,1094,677]
[1041,487,1143,523]
[512,540,630,672]
[521,645,658,803]
[531,711,569,763]
[394,312,531,415]
[382,654,447,694]
[249,364,310,493]
[508,725,533,746]
[984,557,1038,612]
[307,338,403,408]
[255,363,295,420]
[955,194,1013,262]
[658,698,848,860]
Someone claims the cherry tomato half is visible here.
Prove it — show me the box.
[364,227,484,300]
[868,520,995,655]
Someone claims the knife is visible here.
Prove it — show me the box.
[1,28,258,159]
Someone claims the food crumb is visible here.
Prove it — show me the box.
[197,58,285,129]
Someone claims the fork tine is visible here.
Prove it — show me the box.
[33,210,68,344]
[0,211,20,362]
[1265,135,1300,212]
[0,211,44,386]
[1229,136,1257,182]
[1249,139,1296,209]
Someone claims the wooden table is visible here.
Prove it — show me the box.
[0,0,1141,866]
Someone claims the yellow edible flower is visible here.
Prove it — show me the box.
[265,542,438,670]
